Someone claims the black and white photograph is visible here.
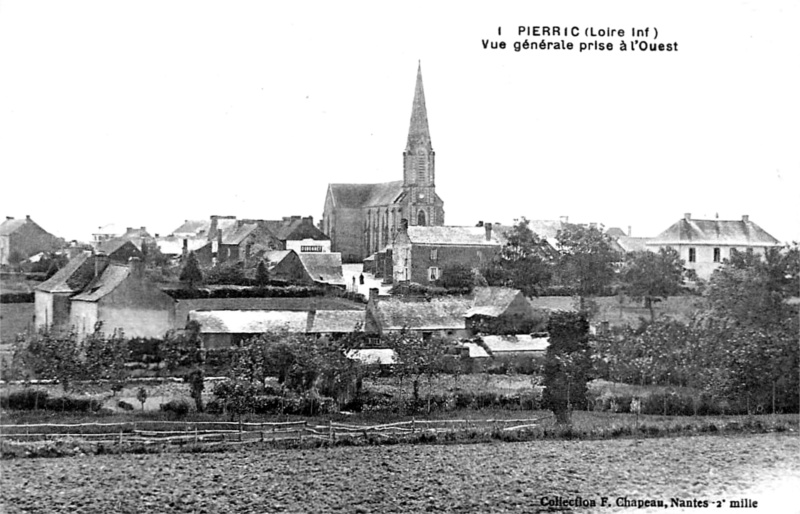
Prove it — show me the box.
[1,1,798,512]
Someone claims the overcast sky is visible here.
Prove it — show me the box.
[1,1,798,244]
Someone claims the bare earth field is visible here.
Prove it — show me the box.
[1,433,798,513]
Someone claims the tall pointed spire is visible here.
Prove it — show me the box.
[407,61,431,149]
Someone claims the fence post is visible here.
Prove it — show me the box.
[328,419,334,445]
[412,417,416,434]
[260,423,264,443]
[238,419,242,442]
[118,430,123,445]
[194,425,198,444]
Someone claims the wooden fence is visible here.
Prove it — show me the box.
[0,417,552,446]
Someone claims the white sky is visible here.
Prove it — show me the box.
[1,1,798,243]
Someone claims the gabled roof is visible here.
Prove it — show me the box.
[262,217,329,241]
[481,335,549,354]
[121,227,152,239]
[172,220,210,237]
[0,218,27,236]
[221,223,259,245]
[372,297,471,331]
[71,263,130,302]
[189,310,309,334]
[36,252,98,294]
[616,236,651,253]
[327,181,405,209]
[459,342,490,359]
[97,238,142,257]
[649,217,781,246]
[606,227,627,238]
[346,349,396,365]
[466,287,523,318]
[297,252,346,285]
[264,250,292,266]
[308,310,365,333]
[405,226,500,246]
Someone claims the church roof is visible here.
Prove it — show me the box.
[407,62,431,148]
[648,216,781,246]
[327,181,404,209]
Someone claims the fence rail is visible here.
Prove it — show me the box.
[0,416,552,446]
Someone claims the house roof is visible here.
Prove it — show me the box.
[308,310,365,333]
[481,334,549,354]
[189,310,309,334]
[606,227,627,238]
[71,263,130,302]
[36,252,98,293]
[459,342,490,359]
[171,220,210,236]
[262,217,329,241]
[327,181,405,209]
[466,287,523,317]
[221,223,259,245]
[405,226,501,246]
[264,250,292,266]
[346,349,396,365]
[372,297,471,331]
[97,238,142,257]
[0,218,27,236]
[121,227,152,239]
[616,236,651,253]
[174,296,365,323]
[649,217,781,246]
[297,252,346,285]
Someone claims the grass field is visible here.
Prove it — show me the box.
[1,433,798,513]
[0,302,34,344]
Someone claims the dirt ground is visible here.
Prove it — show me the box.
[1,433,798,513]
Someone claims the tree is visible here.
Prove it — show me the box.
[136,387,148,411]
[255,259,270,286]
[161,321,207,411]
[179,251,203,288]
[621,247,685,321]
[83,323,130,391]
[556,224,618,307]
[437,262,474,292]
[12,329,83,392]
[542,311,592,424]
[387,330,448,411]
[482,217,553,296]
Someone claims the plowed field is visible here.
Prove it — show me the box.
[2,433,798,513]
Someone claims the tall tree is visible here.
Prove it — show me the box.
[621,247,685,321]
[556,223,618,307]
[255,259,270,286]
[483,217,553,296]
[542,311,592,424]
[179,251,203,288]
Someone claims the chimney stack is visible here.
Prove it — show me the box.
[369,288,379,303]
[25,215,31,221]
[485,222,493,241]
[560,215,569,224]
[627,225,632,237]
[182,238,188,258]
[684,213,691,221]
[94,252,109,278]
[129,257,144,278]
[400,218,409,231]
[476,220,484,227]
[5,216,13,220]
[742,214,749,223]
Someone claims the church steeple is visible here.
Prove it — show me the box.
[406,61,431,151]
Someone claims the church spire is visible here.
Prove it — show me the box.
[407,61,431,149]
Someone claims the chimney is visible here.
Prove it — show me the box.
[485,222,493,241]
[560,215,569,224]
[627,226,632,237]
[303,216,313,224]
[684,213,691,221]
[476,220,484,227]
[400,218,409,231]
[140,226,146,232]
[26,215,31,221]
[369,288,379,303]
[742,214,749,223]
[5,216,13,220]
[182,238,188,257]
[127,227,133,232]
[129,257,144,278]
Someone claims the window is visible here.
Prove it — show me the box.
[688,248,696,263]
[417,210,426,226]
[713,248,721,262]
[428,266,439,281]
[416,150,426,182]
[430,248,438,261]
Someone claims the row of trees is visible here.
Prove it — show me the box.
[179,252,271,288]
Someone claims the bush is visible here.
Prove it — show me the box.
[160,399,191,416]
[0,389,50,410]
[117,400,135,411]
[43,396,102,412]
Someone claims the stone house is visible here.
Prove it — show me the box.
[646,213,782,280]
[270,250,346,287]
[0,215,62,266]
[35,252,106,331]
[465,287,539,334]
[364,289,472,340]
[392,221,501,285]
[322,63,445,262]
[69,259,176,339]
[96,239,145,263]
[188,310,309,349]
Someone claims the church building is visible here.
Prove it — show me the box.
[322,63,445,262]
